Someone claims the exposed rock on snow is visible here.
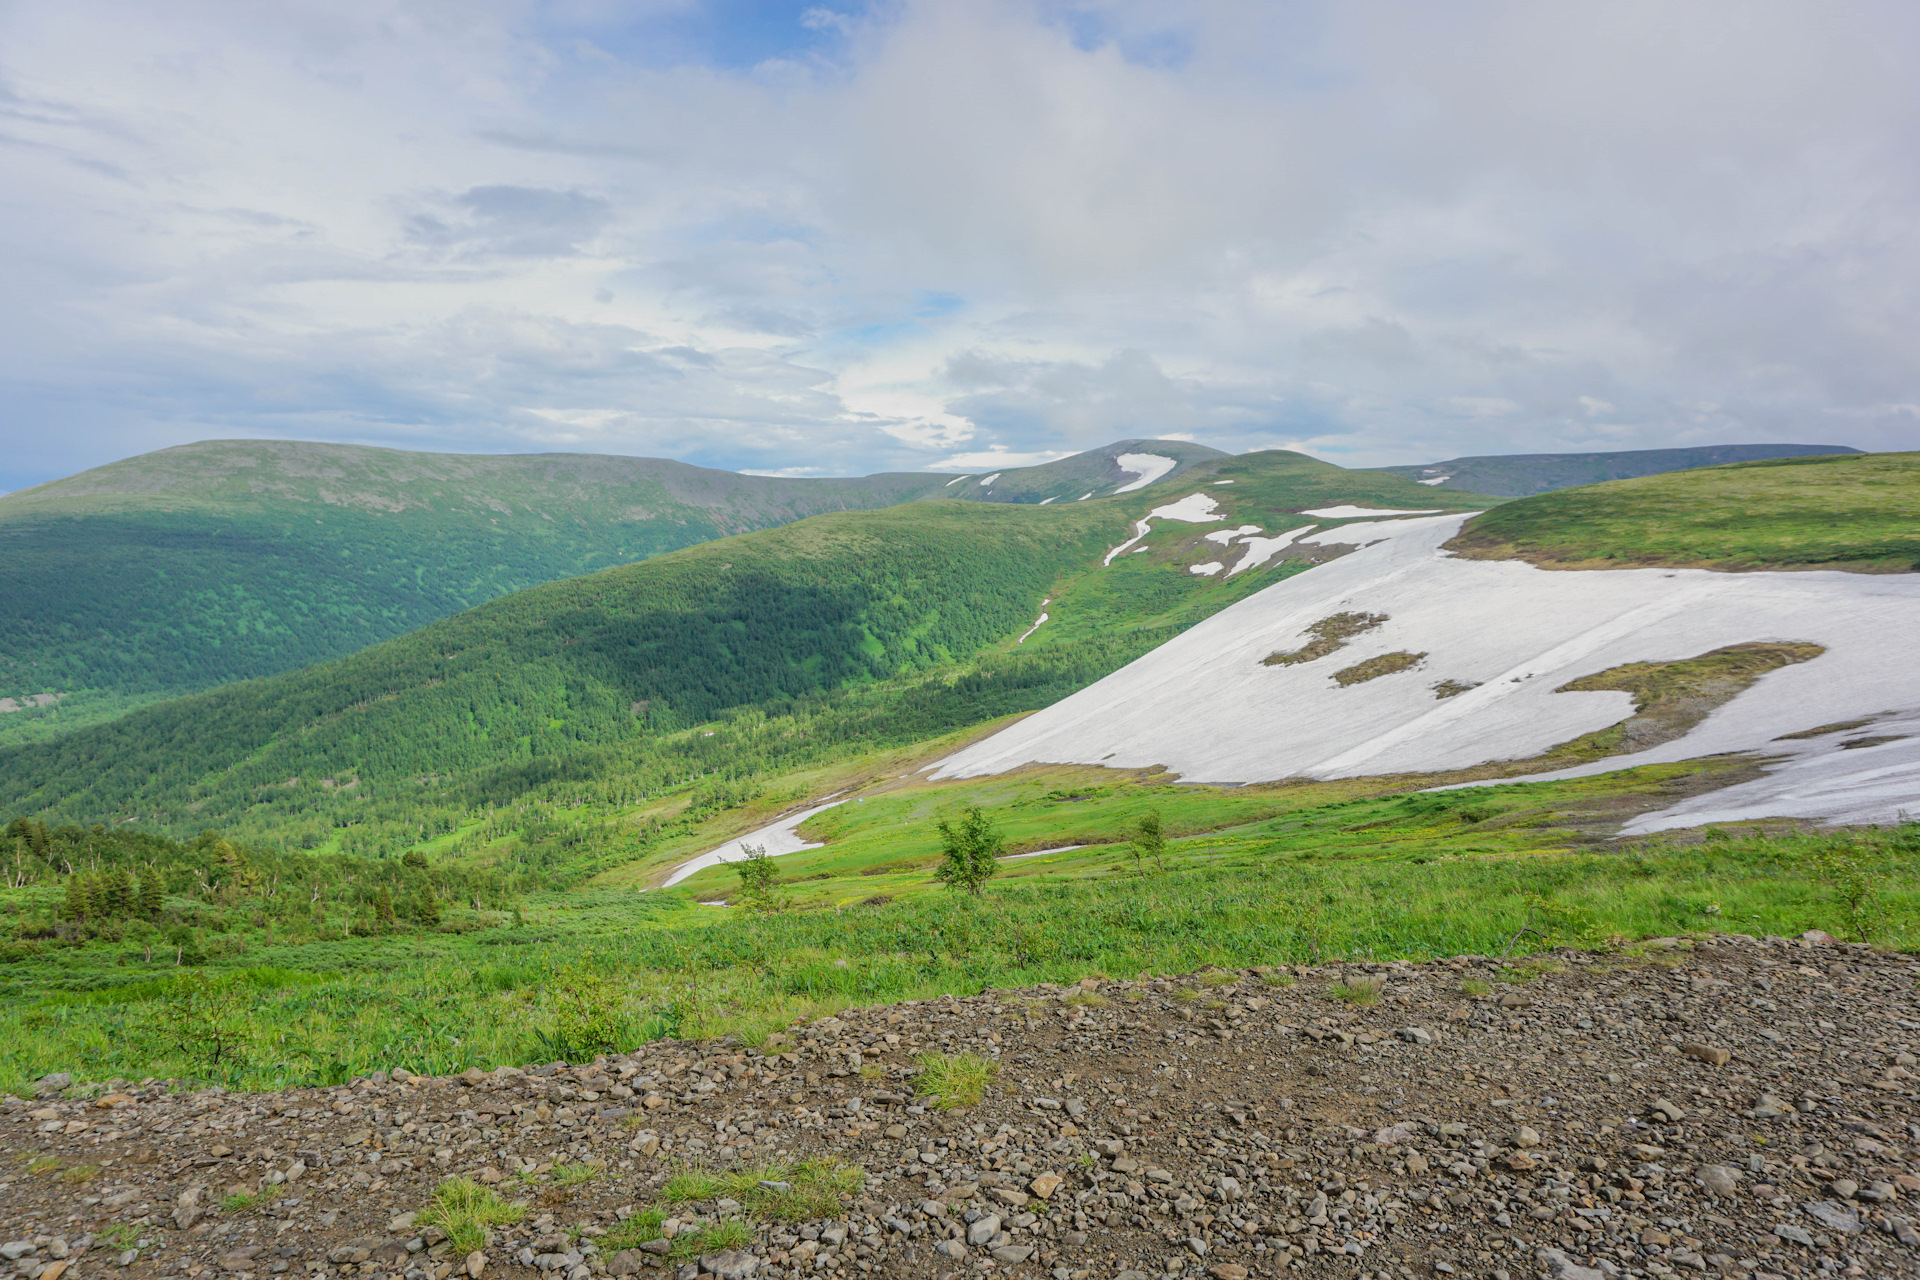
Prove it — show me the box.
[937,514,1920,824]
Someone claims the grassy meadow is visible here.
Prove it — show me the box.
[5,744,1915,1098]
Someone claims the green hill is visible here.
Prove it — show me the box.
[0,450,1492,848]
[1370,442,1860,497]
[1445,450,1920,571]
[0,438,1231,747]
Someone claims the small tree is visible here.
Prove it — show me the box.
[934,804,1003,897]
[734,844,782,912]
[138,874,165,918]
[1132,811,1167,874]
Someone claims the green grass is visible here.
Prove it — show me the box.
[1327,976,1385,1005]
[417,1177,527,1253]
[1460,979,1492,997]
[549,1160,604,1187]
[1447,450,1920,571]
[914,1052,999,1109]
[658,1158,864,1226]
[3,749,1917,1095]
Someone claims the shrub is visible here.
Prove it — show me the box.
[933,805,1002,896]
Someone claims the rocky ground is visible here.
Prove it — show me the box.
[4,932,1920,1280]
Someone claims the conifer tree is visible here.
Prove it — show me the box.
[138,874,164,918]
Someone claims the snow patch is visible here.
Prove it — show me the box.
[1213,480,1235,485]
[1417,476,1451,486]
[944,474,971,486]
[1228,524,1319,576]
[1300,504,1443,519]
[1112,453,1179,493]
[1017,599,1052,644]
[1189,562,1224,576]
[979,473,1001,486]
[935,512,1920,823]
[1206,525,1264,545]
[1039,496,1057,504]
[1101,492,1223,566]
[662,797,848,888]
[1078,492,1093,501]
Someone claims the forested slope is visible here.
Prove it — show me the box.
[0,449,1492,851]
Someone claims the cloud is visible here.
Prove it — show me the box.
[2,0,1919,491]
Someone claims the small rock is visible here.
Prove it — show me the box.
[459,1067,486,1086]
[1209,1267,1249,1280]
[1803,1200,1862,1234]
[1800,929,1840,945]
[1830,1178,1859,1199]
[1396,1027,1434,1045]
[0,1243,35,1262]
[34,1073,72,1098]
[1498,1151,1537,1173]
[1537,1247,1605,1280]
[466,1250,487,1279]
[697,1250,759,1279]
[990,1245,1034,1264]
[1029,1173,1063,1200]
[1774,1223,1814,1247]
[1373,1122,1418,1146]
[1514,1125,1541,1148]
[966,1215,1001,1246]
[1184,1237,1209,1258]
[1649,1098,1687,1122]
[1696,1165,1741,1197]
[1751,1094,1792,1119]
[1682,1042,1732,1067]
[608,1251,645,1276]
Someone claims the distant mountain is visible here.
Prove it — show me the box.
[1368,443,1861,497]
[936,439,1228,503]
[0,438,1227,745]
[0,449,1494,838]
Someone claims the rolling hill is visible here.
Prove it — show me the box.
[1369,441,1860,496]
[0,437,1221,745]
[0,449,1492,844]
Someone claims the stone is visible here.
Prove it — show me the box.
[991,1245,1035,1264]
[1799,930,1840,945]
[966,1215,1002,1246]
[1649,1098,1687,1122]
[1,1243,35,1262]
[1184,1237,1209,1257]
[388,1213,418,1233]
[935,1239,967,1260]
[989,1187,1027,1206]
[1396,1027,1434,1045]
[1029,1173,1063,1200]
[171,1206,203,1231]
[697,1250,760,1279]
[459,1067,486,1086]
[1682,1042,1732,1067]
[1829,1178,1859,1200]
[466,1250,488,1278]
[34,1073,72,1097]
[1514,1125,1542,1148]
[1696,1165,1741,1197]
[1537,1247,1605,1280]
[1803,1201,1862,1234]
[1373,1123,1418,1146]
[607,1251,645,1276]
[1773,1223,1814,1247]
[1751,1094,1792,1119]
[639,1240,672,1256]
[1497,1151,1537,1172]
[1209,1267,1249,1280]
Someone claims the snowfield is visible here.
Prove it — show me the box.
[1300,504,1441,519]
[1113,453,1180,493]
[1101,492,1223,565]
[662,797,847,887]
[936,513,1920,826]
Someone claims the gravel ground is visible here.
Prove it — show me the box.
[4,932,1919,1280]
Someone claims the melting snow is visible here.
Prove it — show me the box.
[1229,524,1318,576]
[1017,599,1052,644]
[1113,453,1180,493]
[662,797,847,888]
[1078,493,1093,501]
[935,513,1920,828]
[1417,476,1451,486]
[1300,504,1443,519]
[1039,496,1057,504]
[944,474,972,486]
[1101,492,1223,565]
[1189,562,1224,576]
[1206,525,1265,545]
[979,473,1001,486]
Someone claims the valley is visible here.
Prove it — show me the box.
[1,442,1917,1280]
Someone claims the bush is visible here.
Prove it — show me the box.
[934,805,1002,896]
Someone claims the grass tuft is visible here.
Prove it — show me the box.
[1460,979,1492,997]
[1328,975,1386,1005]
[550,1160,604,1187]
[418,1176,527,1253]
[913,1051,998,1109]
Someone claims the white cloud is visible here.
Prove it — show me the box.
[2,0,1918,490]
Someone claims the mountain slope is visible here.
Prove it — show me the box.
[0,450,1492,840]
[935,438,1227,503]
[1445,450,1920,570]
[939,457,1920,827]
[0,438,1234,746]
[1369,442,1860,496]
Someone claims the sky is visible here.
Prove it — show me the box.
[3,0,1919,489]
